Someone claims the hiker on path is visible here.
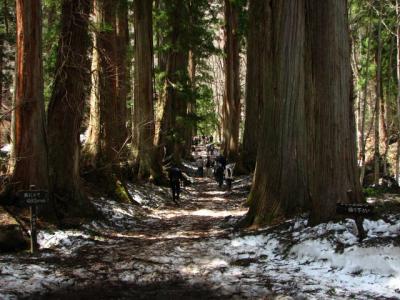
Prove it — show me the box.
[205,156,212,177]
[225,163,235,191]
[196,156,204,177]
[206,143,214,156]
[214,154,226,188]
[168,165,184,204]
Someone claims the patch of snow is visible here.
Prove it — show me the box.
[364,219,400,237]
[79,133,87,143]
[37,230,92,255]
[0,144,11,153]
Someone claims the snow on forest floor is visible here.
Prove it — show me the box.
[0,172,400,299]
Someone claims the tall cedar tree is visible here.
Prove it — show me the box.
[84,0,126,166]
[82,0,132,203]
[47,0,92,218]
[156,0,190,163]
[1,0,48,202]
[222,0,241,162]
[307,0,362,224]
[115,0,129,154]
[243,0,362,226]
[133,0,163,181]
[243,0,309,225]
[240,0,267,172]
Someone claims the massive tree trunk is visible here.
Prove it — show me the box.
[306,0,362,224]
[222,0,241,162]
[244,0,308,225]
[240,0,267,172]
[133,0,163,182]
[47,0,92,218]
[5,0,48,197]
[243,0,362,227]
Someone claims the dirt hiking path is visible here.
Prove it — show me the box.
[17,170,255,299]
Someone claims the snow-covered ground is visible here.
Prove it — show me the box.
[0,177,399,299]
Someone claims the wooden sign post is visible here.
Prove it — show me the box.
[18,186,48,254]
[336,203,374,242]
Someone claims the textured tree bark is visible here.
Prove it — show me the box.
[243,0,309,225]
[10,0,48,192]
[306,0,362,224]
[47,0,92,218]
[243,0,362,227]
[82,0,133,203]
[240,0,267,173]
[83,1,101,168]
[222,0,241,162]
[85,0,123,166]
[98,0,120,164]
[133,0,163,182]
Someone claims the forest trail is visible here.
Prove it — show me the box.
[2,168,400,299]
[131,176,247,239]
[5,169,255,299]
[3,154,399,299]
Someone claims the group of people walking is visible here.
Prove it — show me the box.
[196,154,234,190]
[192,135,213,146]
[168,142,235,204]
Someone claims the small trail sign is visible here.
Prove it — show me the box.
[18,187,48,254]
[336,203,374,217]
[19,190,48,205]
[336,203,375,242]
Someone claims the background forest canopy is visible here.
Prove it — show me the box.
[0,0,399,227]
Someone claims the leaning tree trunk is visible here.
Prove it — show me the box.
[243,0,309,226]
[307,0,362,224]
[222,0,241,162]
[3,0,48,200]
[47,0,93,218]
[240,0,267,173]
[133,0,163,182]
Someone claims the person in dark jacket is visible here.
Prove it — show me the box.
[214,154,227,188]
[168,166,184,204]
